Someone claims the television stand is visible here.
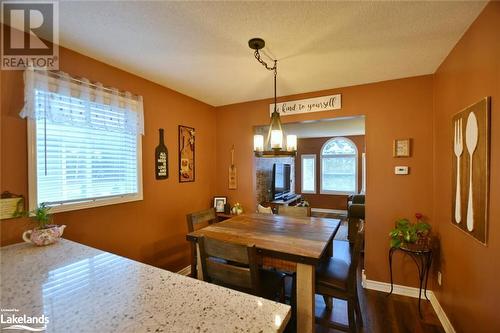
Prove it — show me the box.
[268,194,302,213]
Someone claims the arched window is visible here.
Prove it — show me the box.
[320,137,358,194]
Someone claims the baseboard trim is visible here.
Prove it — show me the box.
[428,292,455,333]
[361,270,455,333]
[311,208,347,215]
[177,265,191,276]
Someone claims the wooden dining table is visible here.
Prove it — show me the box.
[186,212,341,333]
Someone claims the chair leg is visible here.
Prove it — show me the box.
[190,244,197,278]
[322,295,333,310]
[289,274,297,332]
[354,285,363,327]
[279,277,286,303]
[347,298,357,333]
[354,295,363,327]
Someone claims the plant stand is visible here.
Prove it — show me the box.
[387,244,433,317]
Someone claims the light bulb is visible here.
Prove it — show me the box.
[253,135,264,152]
[270,130,283,149]
[286,135,297,151]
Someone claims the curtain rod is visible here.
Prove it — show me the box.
[33,68,142,101]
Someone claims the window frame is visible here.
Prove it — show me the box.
[27,116,143,214]
[320,137,358,195]
[301,154,317,194]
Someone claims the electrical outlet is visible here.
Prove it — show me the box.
[437,271,442,286]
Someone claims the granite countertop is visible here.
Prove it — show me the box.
[0,239,290,333]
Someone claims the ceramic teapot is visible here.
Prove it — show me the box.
[22,225,66,246]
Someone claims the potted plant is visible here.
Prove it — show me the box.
[231,202,243,215]
[389,213,431,249]
[19,203,66,246]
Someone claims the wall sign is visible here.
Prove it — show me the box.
[269,94,341,116]
[179,125,195,182]
[228,145,237,189]
[155,128,168,180]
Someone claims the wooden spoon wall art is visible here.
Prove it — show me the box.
[451,97,490,244]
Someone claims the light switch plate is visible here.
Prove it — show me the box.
[395,166,409,175]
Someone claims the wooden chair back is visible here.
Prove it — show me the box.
[186,208,217,232]
[198,236,260,294]
[348,222,365,291]
[277,205,311,218]
[186,208,217,278]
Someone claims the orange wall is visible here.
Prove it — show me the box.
[0,46,217,271]
[432,2,500,332]
[294,135,365,210]
[215,75,435,286]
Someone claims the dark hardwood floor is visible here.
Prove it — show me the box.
[313,240,445,333]
[314,289,444,333]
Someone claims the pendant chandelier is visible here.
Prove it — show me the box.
[249,38,297,157]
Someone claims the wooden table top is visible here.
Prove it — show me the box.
[186,213,341,265]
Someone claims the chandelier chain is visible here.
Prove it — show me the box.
[254,50,277,75]
[253,49,278,110]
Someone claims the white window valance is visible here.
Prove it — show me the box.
[19,68,144,136]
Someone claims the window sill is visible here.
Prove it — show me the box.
[43,194,143,214]
[319,191,355,196]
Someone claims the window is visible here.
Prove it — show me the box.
[301,154,316,193]
[320,137,357,194]
[21,69,144,213]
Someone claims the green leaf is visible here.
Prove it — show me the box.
[390,239,401,248]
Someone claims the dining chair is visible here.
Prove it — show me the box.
[315,223,365,332]
[277,205,311,217]
[264,205,311,273]
[186,208,218,278]
[198,236,286,302]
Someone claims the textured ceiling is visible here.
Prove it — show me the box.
[57,1,486,106]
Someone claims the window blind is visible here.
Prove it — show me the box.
[35,89,139,206]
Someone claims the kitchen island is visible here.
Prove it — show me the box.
[0,239,290,333]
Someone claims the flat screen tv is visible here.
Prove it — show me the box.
[271,163,291,200]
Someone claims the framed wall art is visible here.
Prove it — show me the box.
[393,139,411,157]
[178,125,195,182]
[451,97,490,244]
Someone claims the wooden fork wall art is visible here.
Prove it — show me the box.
[451,97,490,244]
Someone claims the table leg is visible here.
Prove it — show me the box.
[297,263,315,333]
[196,243,203,280]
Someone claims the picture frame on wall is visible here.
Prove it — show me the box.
[213,196,227,213]
[178,125,195,182]
[393,139,411,157]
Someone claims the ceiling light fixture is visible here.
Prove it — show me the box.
[249,38,297,158]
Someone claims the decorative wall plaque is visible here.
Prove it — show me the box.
[228,145,237,189]
[155,128,168,180]
[393,139,411,157]
[178,125,195,182]
[451,97,490,244]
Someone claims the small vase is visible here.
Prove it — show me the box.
[22,225,66,246]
